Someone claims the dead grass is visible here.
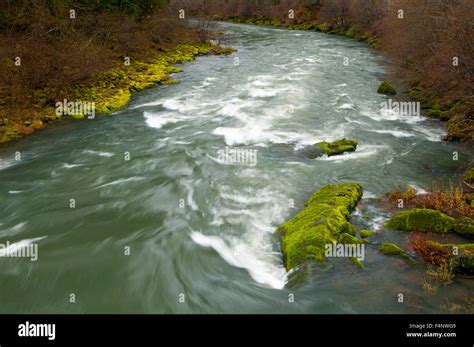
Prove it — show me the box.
[384,183,474,220]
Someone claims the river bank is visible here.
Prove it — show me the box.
[0,43,234,144]
[179,0,473,142]
[224,16,472,142]
[0,1,237,144]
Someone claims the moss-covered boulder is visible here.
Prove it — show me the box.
[385,208,474,236]
[377,81,396,95]
[453,217,474,237]
[427,241,474,273]
[360,229,375,238]
[277,183,363,271]
[385,208,455,233]
[303,139,358,159]
[380,242,410,258]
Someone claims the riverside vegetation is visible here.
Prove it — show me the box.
[0,0,235,143]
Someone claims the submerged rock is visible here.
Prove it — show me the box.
[380,242,409,258]
[302,139,358,159]
[360,229,375,238]
[385,208,474,236]
[277,183,363,271]
[377,81,396,95]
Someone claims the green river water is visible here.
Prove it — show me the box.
[0,22,472,313]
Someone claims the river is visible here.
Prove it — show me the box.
[0,22,471,313]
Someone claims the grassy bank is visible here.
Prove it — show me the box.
[0,42,234,143]
[0,1,234,143]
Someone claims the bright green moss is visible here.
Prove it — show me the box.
[360,229,375,238]
[351,257,365,269]
[339,233,367,245]
[277,183,363,270]
[453,217,474,237]
[313,139,358,157]
[385,208,455,233]
[380,242,409,258]
[377,81,396,95]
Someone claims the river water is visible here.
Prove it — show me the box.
[0,22,472,313]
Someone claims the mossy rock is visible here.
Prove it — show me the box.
[380,242,410,258]
[307,139,358,159]
[339,233,367,245]
[453,217,474,237]
[277,183,362,271]
[377,81,396,95]
[340,222,357,236]
[386,208,474,236]
[427,241,474,273]
[360,229,375,238]
[351,257,364,269]
[385,208,455,233]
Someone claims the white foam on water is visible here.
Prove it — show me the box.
[61,163,84,169]
[181,179,199,211]
[144,111,183,129]
[362,191,378,199]
[162,98,203,113]
[0,222,28,237]
[361,109,423,124]
[190,231,287,289]
[190,184,289,289]
[130,100,162,109]
[369,129,415,138]
[83,150,115,157]
[318,145,387,162]
[339,103,356,110]
[411,124,445,142]
[408,183,428,195]
[0,158,19,171]
[97,176,145,188]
